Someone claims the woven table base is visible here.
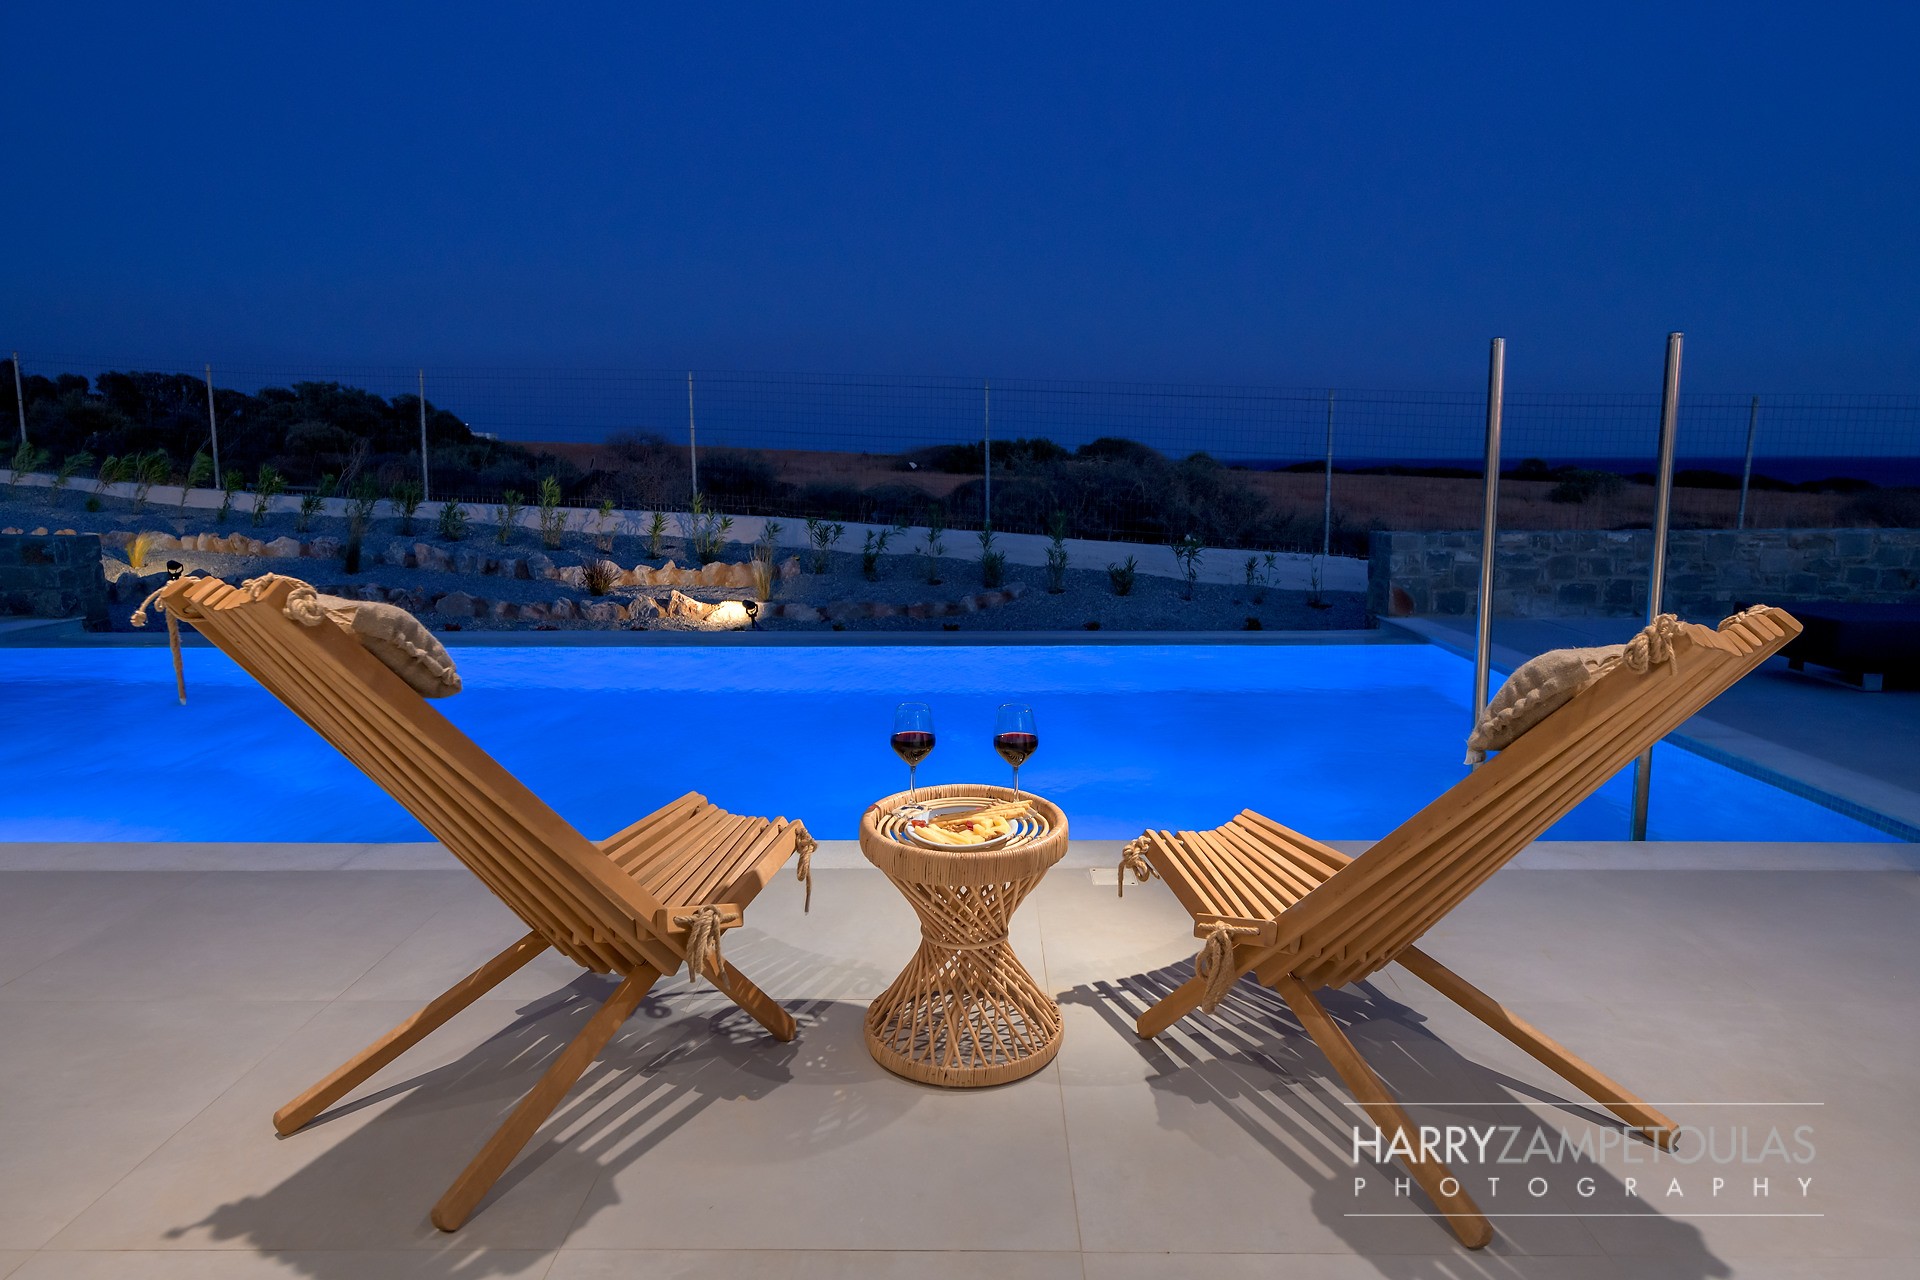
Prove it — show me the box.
[859,785,1069,1087]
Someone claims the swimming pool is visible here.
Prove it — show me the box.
[0,644,1892,843]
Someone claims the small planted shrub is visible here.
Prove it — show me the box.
[299,474,337,532]
[53,450,93,505]
[97,454,133,512]
[127,530,161,572]
[592,499,617,553]
[677,493,733,565]
[920,508,947,585]
[252,464,286,526]
[7,441,49,489]
[860,526,895,580]
[805,515,844,573]
[1083,619,1102,630]
[436,498,469,541]
[1044,510,1070,594]
[494,489,526,545]
[179,450,212,512]
[1243,616,1264,631]
[748,521,783,601]
[132,450,171,513]
[747,558,775,602]
[216,468,244,524]
[347,478,381,529]
[582,557,620,596]
[1309,553,1329,609]
[977,524,1005,589]
[536,476,566,549]
[646,511,668,559]
[1245,550,1278,604]
[1171,533,1205,601]
[391,480,424,534]
[1107,555,1138,596]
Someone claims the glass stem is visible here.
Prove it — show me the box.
[909,763,916,802]
[1012,765,1020,800]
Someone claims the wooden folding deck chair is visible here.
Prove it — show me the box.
[148,574,817,1230]
[1116,606,1801,1248]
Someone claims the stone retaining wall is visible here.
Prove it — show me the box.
[1369,528,1920,618]
[0,533,108,627]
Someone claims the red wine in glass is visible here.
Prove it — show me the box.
[892,703,934,800]
[994,704,1038,797]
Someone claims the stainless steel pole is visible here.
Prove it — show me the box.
[11,352,26,445]
[686,370,698,500]
[982,379,992,530]
[1321,389,1335,560]
[1473,338,1506,736]
[417,369,431,503]
[204,363,221,488]
[1630,331,1683,841]
[1736,394,1759,530]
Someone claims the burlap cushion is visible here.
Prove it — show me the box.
[1465,644,1621,763]
[306,592,462,698]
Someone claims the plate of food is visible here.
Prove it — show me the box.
[900,799,1033,850]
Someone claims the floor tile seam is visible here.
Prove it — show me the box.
[1031,890,1089,1264]
[326,894,470,1003]
[0,869,216,996]
[32,993,336,1253]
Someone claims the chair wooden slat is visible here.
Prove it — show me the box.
[154,573,813,1230]
[1121,606,1802,1251]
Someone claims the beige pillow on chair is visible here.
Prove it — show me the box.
[264,576,462,699]
[1465,644,1621,763]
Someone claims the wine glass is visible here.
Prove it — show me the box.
[891,702,935,801]
[994,704,1038,799]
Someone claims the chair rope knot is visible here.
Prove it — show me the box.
[242,573,328,625]
[791,821,817,913]
[1195,921,1260,1014]
[130,572,208,706]
[1117,836,1158,898]
[673,904,727,987]
[1623,614,1682,674]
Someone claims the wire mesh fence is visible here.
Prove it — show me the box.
[6,354,1917,556]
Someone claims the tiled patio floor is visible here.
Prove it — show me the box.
[0,847,1916,1279]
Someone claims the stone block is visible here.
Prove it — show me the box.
[1556,581,1599,608]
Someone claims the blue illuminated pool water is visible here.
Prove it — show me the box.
[0,644,1892,843]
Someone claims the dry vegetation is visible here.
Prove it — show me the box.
[529,440,1903,550]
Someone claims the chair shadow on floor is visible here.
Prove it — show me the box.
[168,932,907,1280]
[1066,965,1735,1280]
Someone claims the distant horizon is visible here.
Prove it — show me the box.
[11,355,1916,476]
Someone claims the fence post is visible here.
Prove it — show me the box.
[418,368,431,503]
[686,370,699,501]
[204,363,221,488]
[1322,389,1335,559]
[982,378,991,530]
[1630,331,1683,842]
[1736,394,1759,530]
[10,352,25,445]
[1473,338,1506,736]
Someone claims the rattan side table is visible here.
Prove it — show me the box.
[858,784,1069,1087]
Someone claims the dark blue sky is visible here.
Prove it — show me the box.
[3,3,1915,392]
